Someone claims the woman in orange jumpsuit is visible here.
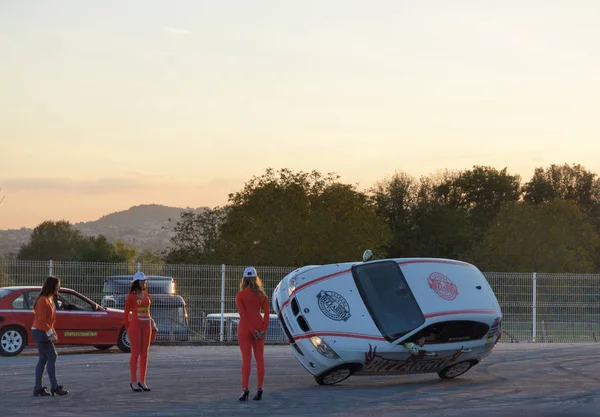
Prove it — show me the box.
[124,271,154,392]
[236,266,270,401]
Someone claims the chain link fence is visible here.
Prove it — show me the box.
[2,260,598,343]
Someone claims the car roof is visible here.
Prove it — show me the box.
[315,257,475,268]
[1,286,42,290]
[0,286,76,291]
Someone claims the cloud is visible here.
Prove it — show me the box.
[164,26,191,36]
[0,33,7,42]
[2,177,152,194]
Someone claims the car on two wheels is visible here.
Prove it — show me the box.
[0,286,138,356]
[272,254,502,385]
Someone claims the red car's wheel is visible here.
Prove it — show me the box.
[0,326,27,357]
[117,327,131,353]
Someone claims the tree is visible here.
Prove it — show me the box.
[524,163,600,270]
[138,249,163,265]
[112,239,138,263]
[17,221,138,263]
[474,200,600,273]
[435,166,522,234]
[213,168,391,266]
[17,221,87,261]
[523,163,600,212]
[165,208,226,264]
[371,171,418,257]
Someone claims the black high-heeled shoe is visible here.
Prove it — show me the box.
[51,386,69,396]
[238,388,249,401]
[130,382,142,392]
[33,386,51,396]
[252,388,263,401]
[138,382,151,392]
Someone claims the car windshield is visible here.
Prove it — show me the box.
[352,260,425,341]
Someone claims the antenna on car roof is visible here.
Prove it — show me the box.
[362,249,373,262]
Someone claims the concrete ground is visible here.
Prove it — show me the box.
[1,344,600,417]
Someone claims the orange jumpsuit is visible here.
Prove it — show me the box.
[124,292,152,383]
[236,288,270,389]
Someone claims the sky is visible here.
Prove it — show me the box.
[1,0,599,229]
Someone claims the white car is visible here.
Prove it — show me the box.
[272,252,502,385]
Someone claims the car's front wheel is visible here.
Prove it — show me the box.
[0,326,27,357]
[438,360,474,379]
[117,327,131,353]
[314,363,362,385]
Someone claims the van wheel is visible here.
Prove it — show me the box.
[438,361,473,379]
[0,326,27,357]
[117,327,130,353]
[314,363,361,385]
[93,345,113,350]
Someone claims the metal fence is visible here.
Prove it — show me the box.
[1,260,599,344]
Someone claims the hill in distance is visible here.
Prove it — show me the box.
[0,204,208,256]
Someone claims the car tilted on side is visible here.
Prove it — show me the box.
[272,254,502,385]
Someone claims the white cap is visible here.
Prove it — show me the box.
[132,271,147,281]
[243,267,257,278]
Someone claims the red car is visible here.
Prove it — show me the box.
[0,286,133,356]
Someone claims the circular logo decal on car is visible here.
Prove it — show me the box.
[427,272,458,301]
[316,290,351,322]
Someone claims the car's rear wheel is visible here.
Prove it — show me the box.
[93,345,113,350]
[438,361,474,379]
[314,363,362,385]
[117,327,130,353]
[0,326,27,357]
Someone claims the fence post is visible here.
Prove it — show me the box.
[220,264,225,342]
[137,262,141,272]
[532,272,537,343]
[49,260,53,276]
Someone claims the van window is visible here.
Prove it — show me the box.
[103,277,174,295]
[407,321,490,345]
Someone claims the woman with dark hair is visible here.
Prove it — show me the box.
[124,271,155,392]
[31,276,69,396]
[236,266,270,401]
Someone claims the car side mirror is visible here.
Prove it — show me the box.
[362,249,373,262]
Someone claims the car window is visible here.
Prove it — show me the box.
[24,291,38,309]
[352,261,425,341]
[0,289,13,300]
[12,294,27,309]
[407,321,490,345]
[57,291,95,312]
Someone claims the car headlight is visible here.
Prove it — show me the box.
[310,336,340,359]
[288,277,297,296]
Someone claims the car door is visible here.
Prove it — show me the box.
[7,290,37,346]
[390,321,490,374]
[54,290,118,345]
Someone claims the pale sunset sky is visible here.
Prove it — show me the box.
[1,0,599,230]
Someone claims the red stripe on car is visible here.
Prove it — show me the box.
[294,332,386,342]
[424,309,497,319]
